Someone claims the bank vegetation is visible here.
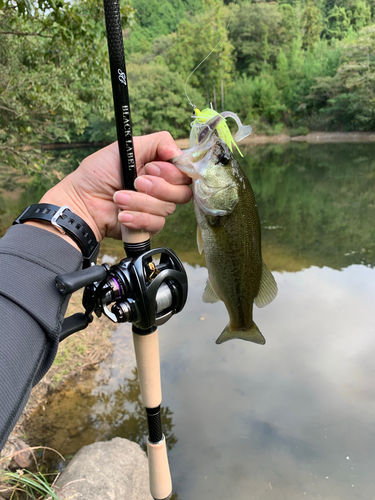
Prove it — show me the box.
[2,0,375,179]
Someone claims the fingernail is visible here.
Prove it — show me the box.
[114,192,131,205]
[134,176,152,191]
[118,212,133,223]
[145,163,161,176]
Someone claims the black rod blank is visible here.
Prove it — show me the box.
[103,0,137,191]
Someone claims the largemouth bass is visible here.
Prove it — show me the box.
[173,110,277,345]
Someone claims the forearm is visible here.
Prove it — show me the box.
[0,224,83,449]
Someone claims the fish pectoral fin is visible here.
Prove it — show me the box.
[215,322,266,345]
[254,261,278,308]
[202,278,220,303]
[197,225,204,255]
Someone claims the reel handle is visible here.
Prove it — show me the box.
[56,265,107,295]
[59,313,90,342]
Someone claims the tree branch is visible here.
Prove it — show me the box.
[0,30,52,38]
[0,105,19,115]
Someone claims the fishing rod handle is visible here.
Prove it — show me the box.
[147,436,172,500]
[121,225,150,249]
[132,328,162,407]
[133,327,172,500]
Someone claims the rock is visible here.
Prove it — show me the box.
[0,435,31,470]
[56,438,153,500]
[0,489,13,500]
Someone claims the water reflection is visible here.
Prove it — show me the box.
[26,327,177,462]
[241,143,375,269]
[160,264,375,499]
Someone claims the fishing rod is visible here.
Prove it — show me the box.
[53,2,188,499]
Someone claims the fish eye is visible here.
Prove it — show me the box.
[218,153,230,165]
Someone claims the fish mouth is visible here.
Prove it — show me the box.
[172,137,217,180]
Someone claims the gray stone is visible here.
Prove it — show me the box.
[56,438,153,500]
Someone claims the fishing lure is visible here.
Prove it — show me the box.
[190,108,253,155]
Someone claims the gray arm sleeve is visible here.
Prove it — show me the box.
[0,224,83,449]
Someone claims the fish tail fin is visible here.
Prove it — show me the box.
[215,322,266,346]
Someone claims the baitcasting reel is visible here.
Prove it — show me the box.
[56,247,188,341]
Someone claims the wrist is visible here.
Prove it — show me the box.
[13,203,100,268]
[40,174,102,243]
[24,220,81,252]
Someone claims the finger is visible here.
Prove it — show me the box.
[118,210,166,236]
[143,161,192,186]
[134,175,193,204]
[113,191,176,217]
[134,132,182,168]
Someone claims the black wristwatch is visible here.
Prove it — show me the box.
[13,204,100,268]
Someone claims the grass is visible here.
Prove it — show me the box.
[0,469,60,500]
[48,291,114,388]
[0,447,64,500]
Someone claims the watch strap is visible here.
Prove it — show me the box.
[13,204,100,268]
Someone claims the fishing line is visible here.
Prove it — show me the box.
[184,4,235,110]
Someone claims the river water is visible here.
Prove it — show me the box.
[2,142,375,499]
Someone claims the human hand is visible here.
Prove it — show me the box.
[39,132,192,243]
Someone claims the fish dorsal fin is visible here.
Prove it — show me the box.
[197,225,204,254]
[254,262,278,308]
[202,278,221,303]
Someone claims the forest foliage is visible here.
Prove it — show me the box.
[2,0,375,174]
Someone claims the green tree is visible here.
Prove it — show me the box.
[225,70,286,128]
[325,5,351,39]
[166,0,234,107]
[260,23,270,63]
[130,0,204,36]
[127,62,205,137]
[301,0,324,49]
[275,48,292,108]
[309,25,375,130]
[0,0,134,176]
[350,0,372,30]
[324,1,372,39]
[278,3,299,49]
[229,2,284,75]
[123,0,204,54]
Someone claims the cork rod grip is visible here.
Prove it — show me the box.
[121,225,150,246]
[132,329,162,408]
[148,437,172,500]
